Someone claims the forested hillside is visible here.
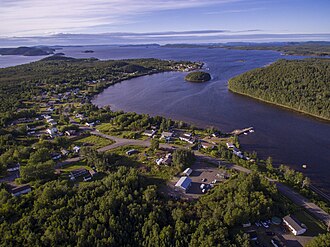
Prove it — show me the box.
[228,59,330,120]
[0,168,285,246]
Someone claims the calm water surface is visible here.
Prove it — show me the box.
[1,46,329,194]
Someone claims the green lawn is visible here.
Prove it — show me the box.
[74,135,115,149]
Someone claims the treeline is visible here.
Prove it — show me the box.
[0,167,287,246]
[228,58,330,120]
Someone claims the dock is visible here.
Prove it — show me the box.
[230,127,254,136]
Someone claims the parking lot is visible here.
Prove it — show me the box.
[167,159,230,199]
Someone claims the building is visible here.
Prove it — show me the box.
[183,168,193,176]
[175,176,192,191]
[69,169,90,181]
[126,149,138,155]
[143,129,157,137]
[73,146,81,153]
[7,163,20,172]
[65,130,77,136]
[226,142,235,149]
[46,127,58,136]
[283,215,306,236]
[161,131,173,139]
[10,184,31,196]
[201,142,214,149]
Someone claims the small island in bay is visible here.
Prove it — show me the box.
[185,71,211,82]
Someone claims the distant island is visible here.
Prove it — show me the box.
[0,46,55,56]
[83,50,94,53]
[162,41,330,56]
[228,58,330,120]
[185,71,211,82]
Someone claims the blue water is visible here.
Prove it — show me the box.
[1,46,329,194]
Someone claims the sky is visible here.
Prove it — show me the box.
[1,0,330,45]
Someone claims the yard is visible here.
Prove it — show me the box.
[73,135,115,149]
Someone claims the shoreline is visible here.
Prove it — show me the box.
[228,88,330,123]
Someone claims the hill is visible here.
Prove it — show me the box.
[0,46,55,56]
[228,58,330,120]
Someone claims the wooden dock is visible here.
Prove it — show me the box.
[230,127,254,136]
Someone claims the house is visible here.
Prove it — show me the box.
[85,122,95,127]
[156,153,172,165]
[143,129,157,137]
[48,120,57,126]
[46,127,58,136]
[161,131,173,139]
[126,149,138,155]
[73,146,81,153]
[7,163,20,172]
[61,149,70,156]
[179,134,196,144]
[175,176,192,191]
[65,130,77,136]
[283,215,306,236]
[10,184,31,197]
[233,148,244,159]
[156,158,164,165]
[75,113,85,120]
[226,142,236,149]
[69,169,90,181]
[44,115,52,120]
[201,142,214,149]
[182,168,193,176]
[51,153,62,160]
[83,175,92,181]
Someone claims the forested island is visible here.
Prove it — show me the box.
[185,71,211,82]
[0,56,329,246]
[0,46,55,56]
[228,58,330,120]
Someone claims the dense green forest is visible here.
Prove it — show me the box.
[0,167,286,246]
[228,58,330,120]
[185,71,211,82]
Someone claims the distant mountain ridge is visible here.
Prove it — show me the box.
[0,46,55,56]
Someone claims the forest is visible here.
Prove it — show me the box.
[0,167,286,247]
[228,58,330,120]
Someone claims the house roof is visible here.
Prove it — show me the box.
[183,168,192,176]
[283,215,305,232]
[10,184,31,194]
[175,176,192,190]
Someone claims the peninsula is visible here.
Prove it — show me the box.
[228,58,330,121]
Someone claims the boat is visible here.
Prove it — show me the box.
[249,129,255,133]
[244,132,248,135]
[302,164,307,169]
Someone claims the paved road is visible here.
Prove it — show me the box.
[56,130,330,227]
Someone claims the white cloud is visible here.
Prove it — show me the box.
[0,0,240,36]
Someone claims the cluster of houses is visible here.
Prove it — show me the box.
[156,153,172,166]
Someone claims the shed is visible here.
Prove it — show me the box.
[10,184,31,196]
[183,168,193,176]
[283,215,306,236]
[175,176,192,191]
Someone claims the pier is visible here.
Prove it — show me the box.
[230,127,254,136]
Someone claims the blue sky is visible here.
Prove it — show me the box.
[1,0,330,44]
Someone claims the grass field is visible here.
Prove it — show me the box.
[74,135,115,149]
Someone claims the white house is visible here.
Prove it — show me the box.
[283,215,306,236]
[175,176,192,191]
[161,131,173,139]
[73,146,81,153]
[46,127,58,136]
[183,168,193,176]
[226,142,235,149]
[143,129,157,137]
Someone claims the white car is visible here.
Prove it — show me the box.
[261,221,269,228]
